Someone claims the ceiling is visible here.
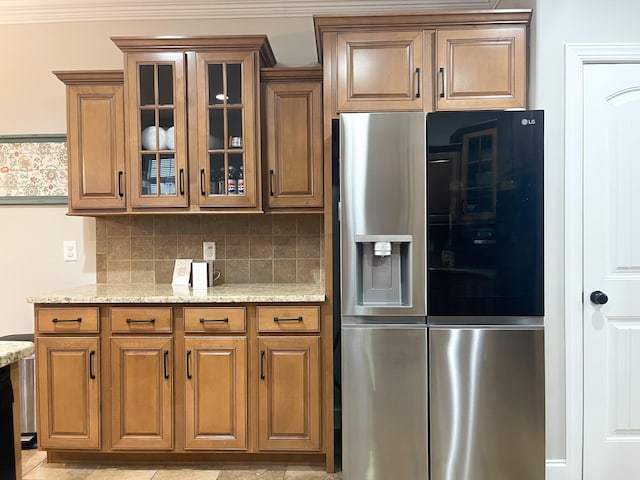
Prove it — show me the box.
[0,0,503,24]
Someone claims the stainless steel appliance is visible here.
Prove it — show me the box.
[426,110,545,480]
[338,110,545,480]
[339,112,428,480]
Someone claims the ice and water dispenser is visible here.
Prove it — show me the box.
[355,235,412,307]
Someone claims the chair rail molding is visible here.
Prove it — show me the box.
[0,0,502,24]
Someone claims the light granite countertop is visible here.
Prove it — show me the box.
[0,341,34,369]
[27,283,326,304]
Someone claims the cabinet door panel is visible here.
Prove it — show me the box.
[194,51,259,208]
[257,336,320,450]
[337,31,424,111]
[36,337,100,449]
[125,52,189,208]
[263,81,323,208]
[110,337,173,449]
[184,337,246,449]
[436,27,527,110]
[67,84,126,210]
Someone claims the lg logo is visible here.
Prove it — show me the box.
[521,118,536,126]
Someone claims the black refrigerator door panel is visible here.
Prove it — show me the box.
[427,110,544,317]
[429,327,545,480]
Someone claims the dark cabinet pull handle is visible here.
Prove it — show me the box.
[126,318,156,324]
[269,170,274,196]
[260,350,265,380]
[199,317,229,323]
[118,171,124,197]
[89,350,96,379]
[200,168,206,196]
[273,316,303,323]
[52,317,82,323]
[439,67,445,98]
[186,350,192,379]
[416,67,421,98]
[179,168,185,195]
[163,350,170,379]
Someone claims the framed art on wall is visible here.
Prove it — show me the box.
[0,134,68,205]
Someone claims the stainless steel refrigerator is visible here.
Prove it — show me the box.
[426,110,545,480]
[338,110,545,480]
[340,112,429,480]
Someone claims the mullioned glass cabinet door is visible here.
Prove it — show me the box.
[194,51,258,208]
[125,52,189,208]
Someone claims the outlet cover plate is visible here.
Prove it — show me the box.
[203,242,216,261]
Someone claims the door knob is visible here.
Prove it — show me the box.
[590,290,608,305]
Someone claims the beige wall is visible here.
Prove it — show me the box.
[0,206,95,337]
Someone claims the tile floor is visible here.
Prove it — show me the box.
[21,450,343,480]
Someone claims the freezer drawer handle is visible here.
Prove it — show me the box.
[52,317,82,323]
[199,317,229,323]
[273,316,303,323]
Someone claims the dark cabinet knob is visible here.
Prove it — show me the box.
[590,290,608,305]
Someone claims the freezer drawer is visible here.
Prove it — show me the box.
[342,325,428,480]
[429,327,545,480]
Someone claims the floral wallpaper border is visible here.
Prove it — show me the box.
[0,134,68,205]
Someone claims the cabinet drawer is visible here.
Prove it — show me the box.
[257,306,320,332]
[110,307,172,333]
[37,307,100,333]
[184,307,246,333]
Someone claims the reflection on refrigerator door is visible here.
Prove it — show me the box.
[429,326,545,480]
[342,325,428,480]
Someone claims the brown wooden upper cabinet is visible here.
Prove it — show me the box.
[110,36,276,212]
[261,67,324,209]
[54,71,126,214]
[335,30,429,112]
[314,10,531,114]
[436,27,527,110]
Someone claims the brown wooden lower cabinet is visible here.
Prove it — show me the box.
[36,337,100,449]
[110,337,173,450]
[184,336,247,450]
[257,336,321,451]
[34,302,330,469]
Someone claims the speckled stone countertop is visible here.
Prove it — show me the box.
[27,283,326,304]
[0,341,34,369]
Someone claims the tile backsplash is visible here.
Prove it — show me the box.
[96,214,324,285]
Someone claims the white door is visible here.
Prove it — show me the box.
[583,63,640,479]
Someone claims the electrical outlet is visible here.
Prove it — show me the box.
[63,240,78,262]
[203,242,216,261]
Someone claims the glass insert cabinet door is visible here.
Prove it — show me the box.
[195,51,258,208]
[126,51,188,208]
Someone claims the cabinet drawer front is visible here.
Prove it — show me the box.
[257,306,320,332]
[110,307,172,333]
[37,308,99,333]
[184,307,246,333]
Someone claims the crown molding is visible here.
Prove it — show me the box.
[0,0,502,24]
